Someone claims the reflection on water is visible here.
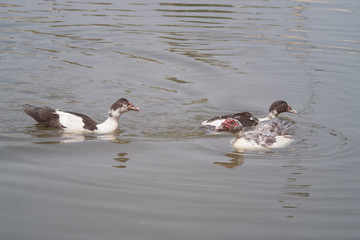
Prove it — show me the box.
[156,3,242,72]
[22,126,133,145]
[279,157,310,216]
[213,152,244,168]
[113,152,130,168]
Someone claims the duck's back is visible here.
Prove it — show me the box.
[255,118,294,136]
[202,112,258,133]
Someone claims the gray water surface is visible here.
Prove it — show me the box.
[1,0,360,239]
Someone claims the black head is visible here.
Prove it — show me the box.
[216,118,243,134]
[269,100,297,115]
[109,98,140,117]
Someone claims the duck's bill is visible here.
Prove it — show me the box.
[287,106,298,114]
[129,104,140,111]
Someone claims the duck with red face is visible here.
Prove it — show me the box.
[201,100,297,133]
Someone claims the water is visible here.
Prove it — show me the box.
[1,0,360,239]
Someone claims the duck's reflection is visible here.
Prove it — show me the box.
[32,132,119,144]
[27,127,130,144]
[213,152,245,168]
[278,156,310,217]
[25,127,134,168]
[113,152,130,168]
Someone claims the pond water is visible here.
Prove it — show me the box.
[1,0,360,239]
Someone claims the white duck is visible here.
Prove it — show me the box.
[215,118,294,152]
[23,98,140,133]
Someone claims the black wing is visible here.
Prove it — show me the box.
[23,104,64,129]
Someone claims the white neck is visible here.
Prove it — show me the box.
[259,111,277,121]
[268,110,278,119]
[95,114,121,133]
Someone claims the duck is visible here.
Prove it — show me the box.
[215,118,294,152]
[201,100,297,131]
[23,98,140,133]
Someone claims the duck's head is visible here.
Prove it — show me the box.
[269,100,297,117]
[215,118,243,134]
[109,98,140,118]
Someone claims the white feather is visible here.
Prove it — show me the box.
[201,119,225,128]
[56,110,86,132]
[232,135,294,152]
